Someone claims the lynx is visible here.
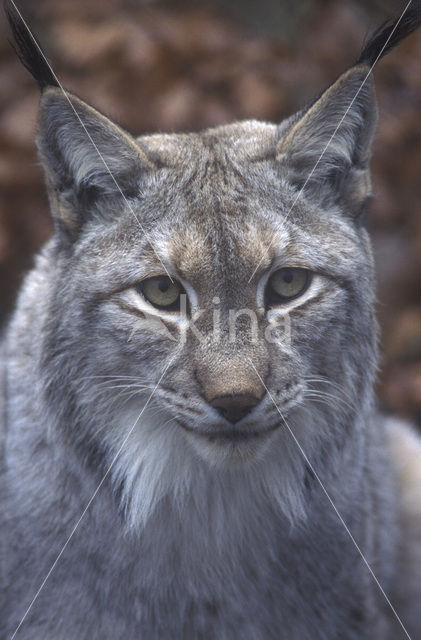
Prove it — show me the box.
[2,3,421,639]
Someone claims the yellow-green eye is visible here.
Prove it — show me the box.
[138,276,184,311]
[266,268,311,306]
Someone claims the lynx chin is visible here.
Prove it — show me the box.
[2,3,421,639]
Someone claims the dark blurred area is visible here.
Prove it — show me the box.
[0,0,420,424]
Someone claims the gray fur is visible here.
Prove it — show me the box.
[2,25,421,640]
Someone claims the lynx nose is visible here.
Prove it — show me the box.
[210,394,261,424]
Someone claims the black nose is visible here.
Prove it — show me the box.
[210,394,261,424]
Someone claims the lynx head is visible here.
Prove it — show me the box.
[6,3,421,527]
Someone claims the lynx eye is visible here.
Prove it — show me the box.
[266,268,311,306]
[137,276,185,311]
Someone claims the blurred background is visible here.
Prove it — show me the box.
[0,0,420,425]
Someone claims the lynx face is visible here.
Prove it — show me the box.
[38,105,376,470]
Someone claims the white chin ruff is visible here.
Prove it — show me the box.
[109,404,310,534]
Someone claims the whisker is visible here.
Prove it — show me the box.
[80,374,148,382]
[95,383,155,392]
[304,390,355,414]
[305,376,356,406]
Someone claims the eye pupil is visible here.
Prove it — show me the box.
[265,267,311,308]
[138,275,185,311]
[158,279,170,292]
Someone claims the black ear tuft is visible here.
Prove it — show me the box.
[4,0,58,89]
[356,2,421,66]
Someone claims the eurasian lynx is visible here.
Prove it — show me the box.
[2,3,421,639]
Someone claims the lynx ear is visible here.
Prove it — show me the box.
[276,66,376,218]
[37,88,154,233]
[5,1,154,236]
[277,2,421,219]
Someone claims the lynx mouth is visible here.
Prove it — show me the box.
[177,421,281,443]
